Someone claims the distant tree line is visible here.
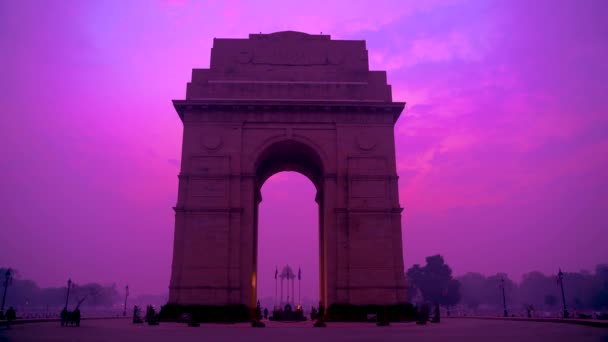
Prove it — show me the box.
[406,256,608,312]
[0,268,120,309]
[4,260,608,313]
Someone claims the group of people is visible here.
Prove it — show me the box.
[132,305,159,325]
[60,307,81,327]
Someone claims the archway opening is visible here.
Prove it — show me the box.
[252,139,325,317]
[257,172,319,316]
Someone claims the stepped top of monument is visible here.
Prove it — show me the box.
[248,31,331,41]
[180,31,401,104]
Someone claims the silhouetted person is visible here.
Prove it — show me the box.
[318,302,325,320]
[416,304,430,325]
[73,308,80,327]
[60,307,68,327]
[146,305,159,325]
[252,300,265,327]
[5,307,16,327]
[314,301,326,327]
[431,304,440,323]
[311,306,317,320]
[256,300,262,321]
[263,307,268,320]
[145,305,153,322]
[133,305,143,324]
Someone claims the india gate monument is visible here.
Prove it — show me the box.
[163,31,407,320]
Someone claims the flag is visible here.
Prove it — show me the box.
[126,285,129,297]
[298,267,301,280]
[274,267,278,279]
[557,269,563,285]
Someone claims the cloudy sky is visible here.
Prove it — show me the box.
[1,0,607,302]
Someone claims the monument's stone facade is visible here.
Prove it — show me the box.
[168,31,406,312]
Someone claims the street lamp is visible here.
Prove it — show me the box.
[500,278,508,317]
[1,269,11,314]
[65,278,72,309]
[123,285,129,316]
[557,269,569,318]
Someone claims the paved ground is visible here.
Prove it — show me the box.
[1,318,606,342]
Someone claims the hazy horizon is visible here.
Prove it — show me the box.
[1,0,607,301]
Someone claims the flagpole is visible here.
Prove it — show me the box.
[123,285,129,316]
[274,266,278,309]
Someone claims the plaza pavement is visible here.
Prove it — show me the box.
[1,318,607,342]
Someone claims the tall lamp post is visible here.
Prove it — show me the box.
[558,269,569,318]
[500,278,508,317]
[123,285,129,316]
[1,269,11,314]
[65,278,72,309]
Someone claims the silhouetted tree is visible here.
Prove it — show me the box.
[406,255,461,307]
[0,267,121,309]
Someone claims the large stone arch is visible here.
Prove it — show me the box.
[164,31,406,320]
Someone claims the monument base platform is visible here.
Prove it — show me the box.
[326,303,417,322]
[270,309,307,322]
[159,304,250,323]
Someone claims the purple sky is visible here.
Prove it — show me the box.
[1,0,607,301]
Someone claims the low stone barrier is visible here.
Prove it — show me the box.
[0,316,129,326]
[448,316,608,328]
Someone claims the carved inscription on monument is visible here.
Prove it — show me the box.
[190,156,230,175]
[189,179,229,207]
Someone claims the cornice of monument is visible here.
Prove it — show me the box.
[173,99,405,122]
